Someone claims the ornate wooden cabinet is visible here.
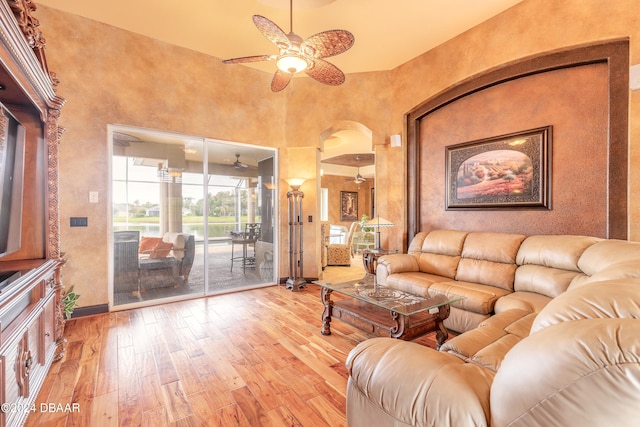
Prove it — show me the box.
[0,1,65,426]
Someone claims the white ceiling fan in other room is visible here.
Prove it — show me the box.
[345,155,366,184]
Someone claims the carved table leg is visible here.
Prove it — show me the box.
[320,287,333,335]
[362,252,376,276]
[435,304,452,349]
[389,311,406,339]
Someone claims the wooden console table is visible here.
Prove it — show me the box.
[318,277,462,348]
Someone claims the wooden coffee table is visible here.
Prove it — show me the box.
[318,277,462,348]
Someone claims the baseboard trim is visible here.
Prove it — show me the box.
[71,304,109,318]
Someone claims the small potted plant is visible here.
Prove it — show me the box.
[62,285,80,320]
[359,214,375,247]
[359,214,373,232]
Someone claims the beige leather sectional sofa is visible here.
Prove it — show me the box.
[346,229,640,426]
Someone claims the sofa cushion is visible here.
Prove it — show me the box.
[493,291,551,314]
[421,229,468,255]
[480,308,536,335]
[149,241,173,259]
[461,232,526,264]
[571,260,640,288]
[413,229,468,278]
[456,259,518,291]
[139,236,161,254]
[531,279,640,334]
[440,309,535,372]
[384,272,449,297]
[428,280,511,315]
[407,231,428,253]
[574,240,640,288]
[514,264,582,298]
[516,234,600,271]
[417,252,460,279]
[455,232,525,291]
[163,232,186,259]
[444,307,491,333]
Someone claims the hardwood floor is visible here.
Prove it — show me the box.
[27,264,440,426]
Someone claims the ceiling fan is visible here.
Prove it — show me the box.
[346,155,366,184]
[222,0,355,92]
[233,154,249,169]
[350,169,366,184]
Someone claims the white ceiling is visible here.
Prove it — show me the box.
[35,0,522,75]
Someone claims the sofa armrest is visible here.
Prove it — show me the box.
[346,337,494,427]
[376,254,419,284]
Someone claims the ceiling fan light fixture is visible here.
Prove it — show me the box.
[276,54,308,74]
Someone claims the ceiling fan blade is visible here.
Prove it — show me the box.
[302,30,355,59]
[305,58,345,86]
[222,54,273,64]
[253,15,291,50]
[271,69,292,92]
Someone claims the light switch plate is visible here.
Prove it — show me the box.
[70,217,88,227]
[89,191,99,203]
[631,64,640,90]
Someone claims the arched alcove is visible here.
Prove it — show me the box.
[319,121,375,226]
[405,39,629,241]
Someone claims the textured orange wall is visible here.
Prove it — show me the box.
[320,175,374,227]
[35,0,640,308]
[37,6,287,306]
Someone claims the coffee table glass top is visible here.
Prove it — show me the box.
[315,277,464,316]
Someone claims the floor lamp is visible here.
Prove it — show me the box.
[285,178,306,291]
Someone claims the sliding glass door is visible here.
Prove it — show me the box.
[111,127,276,309]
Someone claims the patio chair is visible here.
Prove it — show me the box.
[113,230,140,295]
[230,223,261,273]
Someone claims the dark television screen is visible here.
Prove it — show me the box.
[0,103,25,257]
[0,270,20,293]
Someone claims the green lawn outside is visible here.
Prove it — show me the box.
[112,216,248,224]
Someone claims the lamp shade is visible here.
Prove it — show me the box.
[286,178,306,190]
[366,217,394,228]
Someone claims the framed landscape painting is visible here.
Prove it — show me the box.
[446,126,551,209]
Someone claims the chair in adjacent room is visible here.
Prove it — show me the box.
[113,230,140,295]
[139,232,195,291]
[230,223,261,273]
[326,222,358,266]
[320,222,331,270]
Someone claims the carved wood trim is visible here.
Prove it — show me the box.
[15,333,31,397]
[0,0,67,360]
[46,106,62,260]
[405,38,629,243]
[6,0,48,75]
[0,104,6,145]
